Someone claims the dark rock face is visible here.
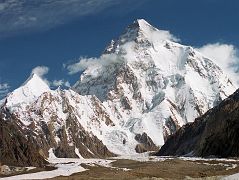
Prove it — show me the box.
[63,118,115,158]
[157,89,239,158]
[135,132,158,153]
[0,114,47,167]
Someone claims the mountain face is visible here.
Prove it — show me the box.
[0,19,237,166]
[157,89,239,158]
[73,19,236,151]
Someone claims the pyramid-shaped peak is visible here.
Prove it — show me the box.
[5,73,50,109]
[115,19,159,44]
[104,19,178,54]
[24,73,43,82]
[22,73,49,89]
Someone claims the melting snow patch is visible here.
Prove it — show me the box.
[223,172,239,180]
[113,152,173,162]
[226,164,237,171]
[2,158,115,180]
[75,147,84,159]
[26,167,36,171]
[1,163,86,180]
[48,148,57,160]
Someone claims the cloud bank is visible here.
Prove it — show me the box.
[65,54,124,75]
[197,43,239,86]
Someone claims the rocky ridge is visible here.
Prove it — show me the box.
[157,89,239,157]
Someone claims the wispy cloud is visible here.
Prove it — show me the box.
[52,79,70,88]
[197,43,239,86]
[0,0,139,38]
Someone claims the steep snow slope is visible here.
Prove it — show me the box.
[73,19,236,150]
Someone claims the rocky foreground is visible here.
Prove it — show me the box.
[1,156,239,180]
[60,158,239,180]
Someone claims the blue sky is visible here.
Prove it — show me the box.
[0,0,239,97]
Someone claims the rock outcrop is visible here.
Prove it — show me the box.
[135,133,158,153]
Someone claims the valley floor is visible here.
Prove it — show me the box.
[1,154,239,180]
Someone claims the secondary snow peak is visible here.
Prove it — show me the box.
[5,73,50,110]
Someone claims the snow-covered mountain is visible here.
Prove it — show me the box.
[73,19,236,150]
[1,74,114,160]
[0,19,237,163]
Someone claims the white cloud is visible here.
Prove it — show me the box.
[197,43,239,86]
[0,82,10,98]
[158,31,179,42]
[150,29,180,42]
[52,79,70,88]
[31,66,49,77]
[66,54,124,75]
[0,83,10,90]
[66,57,98,75]
[31,65,51,86]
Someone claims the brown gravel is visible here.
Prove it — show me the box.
[50,158,239,180]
